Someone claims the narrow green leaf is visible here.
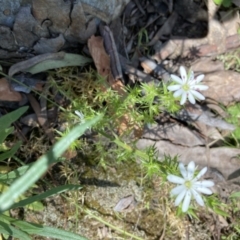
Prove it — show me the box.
[0,141,21,162]
[0,164,33,181]
[0,127,14,144]
[27,53,92,74]
[0,114,102,212]
[213,207,229,217]
[0,220,31,240]
[25,200,44,211]
[230,191,240,198]
[11,184,82,209]
[213,0,222,5]
[0,106,28,129]
[0,215,88,240]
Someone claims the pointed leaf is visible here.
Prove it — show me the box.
[11,185,82,209]
[0,114,102,212]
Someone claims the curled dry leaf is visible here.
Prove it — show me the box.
[113,195,136,212]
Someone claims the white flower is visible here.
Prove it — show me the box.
[75,110,91,131]
[167,161,214,212]
[168,66,208,105]
[75,110,85,123]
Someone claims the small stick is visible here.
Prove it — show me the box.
[100,24,123,80]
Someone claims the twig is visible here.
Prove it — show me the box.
[100,24,123,80]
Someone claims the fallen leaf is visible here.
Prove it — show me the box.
[113,195,136,212]
[203,71,240,105]
[88,36,113,81]
[0,78,22,102]
[192,58,225,74]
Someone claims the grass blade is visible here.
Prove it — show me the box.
[10,184,82,209]
[0,114,102,212]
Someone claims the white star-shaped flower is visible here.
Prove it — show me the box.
[168,66,209,105]
[75,110,91,131]
[167,161,214,212]
[75,110,85,123]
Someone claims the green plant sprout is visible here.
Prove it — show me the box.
[226,103,240,145]
[217,48,240,72]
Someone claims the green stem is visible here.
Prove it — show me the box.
[81,207,144,240]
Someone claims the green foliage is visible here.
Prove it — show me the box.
[0,113,102,239]
[226,103,240,141]
[0,114,102,212]
[25,53,92,75]
[48,68,179,141]
[217,48,240,72]
[0,214,88,240]
[213,0,232,7]
[138,28,149,46]
[0,107,28,162]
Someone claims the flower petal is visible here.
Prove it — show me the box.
[191,189,204,206]
[180,66,187,83]
[180,92,187,105]
[187,161,195,180]
[194,180,214,188]
[171,185,186,196]
[193,167,207,181]
[195,74,205,83]
[193,85,209,91]
[171,74,183,84]
[189,70,194,81]
[188,92,196,104]
[182,190,192,212]
[179,162,187,179]
[194,186,213,195]
[173,89,184,98]
[167,175,185,184]
[168,85,181,91]
[174,189,187,206]
[190,90,205,100]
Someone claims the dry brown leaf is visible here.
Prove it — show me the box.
[113,195,136,212]
[88,36,114,82]
[0,78,22,102]
[192,58,225,74]
[27,93,55,143]
[203,70,240,105]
